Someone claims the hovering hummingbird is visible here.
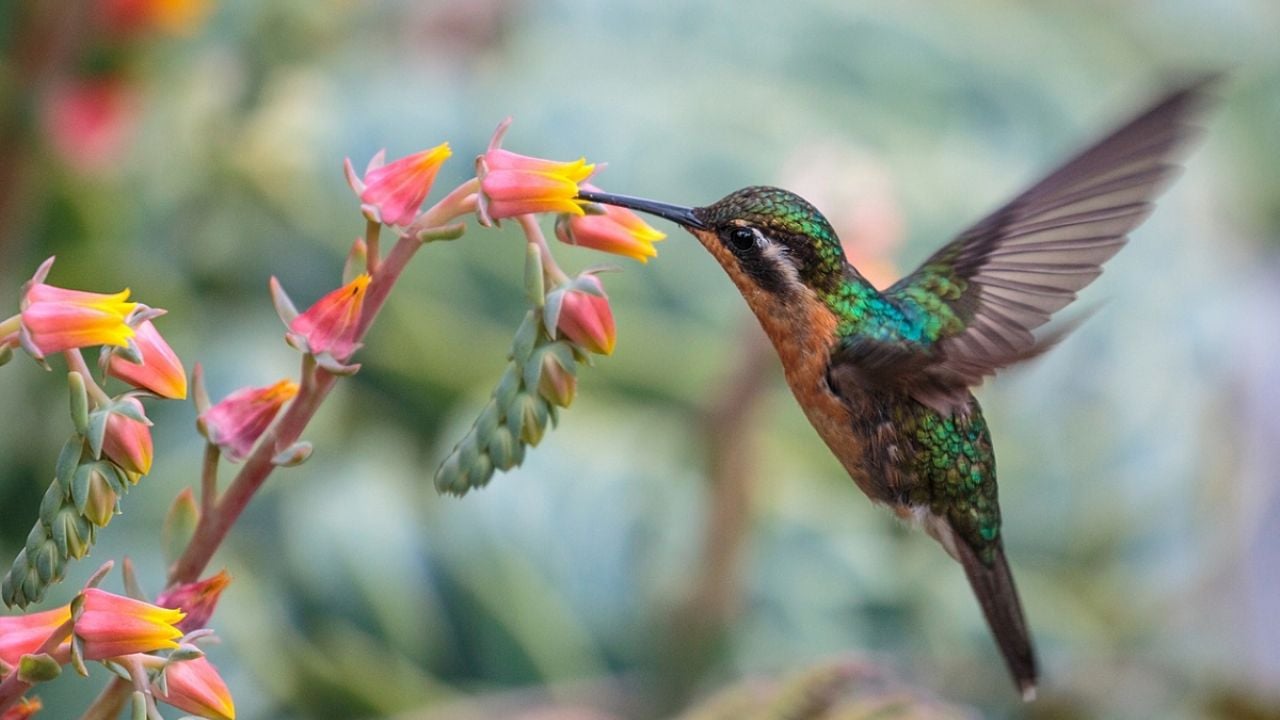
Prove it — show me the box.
[577,77,1215,698]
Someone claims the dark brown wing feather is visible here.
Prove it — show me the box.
[879,75,1218,413]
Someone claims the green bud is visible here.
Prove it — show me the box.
[516,393,549,446]
[469,452,494,489]
[487,426,518,471]
[17,653,62,684]
[68,372,89,434]
[83,465,119,527]
[86,410,109,459]
[542,288,566,337]
[34,539,60,584]
[3,550,28,607]
[434,453,463,495]
[162,488,199,567]
[52,508,91,560]
[458,433,480,473]
[39,481,66,525]
[55,435,83,495]
[21,559,44,605]
[511,312,539,366]
[476,401,500,442]
[495,363,522,409]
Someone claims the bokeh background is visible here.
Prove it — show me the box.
[1,1,1278,718]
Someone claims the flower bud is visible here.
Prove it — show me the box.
[347,143,452,227]
[537,350,576,408]
[101,398,153,476]
[556,276,616,355]
[107,320,187,399]
[288,274,370,361]
[156,570,231,633]
[73,588,184,661]
[199,380,299,462]
[556,184,664,262]
[155,656,236,720]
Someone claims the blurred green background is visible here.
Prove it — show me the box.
[1,1,1278,718]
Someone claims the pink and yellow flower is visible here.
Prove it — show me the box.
[21,283,137,358]
[557,277,616,356]
[288,274,370,361]
[1,697,43,720]
[74,588,184,661]
[347,144,452,227]
[155,655,236,720]
[198,380,299,462]
[101,398,154,476]
[556,185,665,262]
[476,119,595,225]
[0,605,72,669]
[157,570,231,633]
[108,320,187,399]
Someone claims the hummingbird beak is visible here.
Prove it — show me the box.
[576,190,707,230]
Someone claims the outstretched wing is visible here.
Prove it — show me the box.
[840,76,1217,414]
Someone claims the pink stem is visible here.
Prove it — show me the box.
[64,348,109,406]
[517,215,569,285]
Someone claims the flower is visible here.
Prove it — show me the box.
[96,0,213,36]
[1,697,43,720]
[287,274,370,361]
[198,380,299,462]
[101,398,154,476]
[74,588,184,661]
[21,283,137,358]
[556,276,615,356]
[108,320,187,399]
[556,185,665,262]
[346,144,451,227]
[156,570,231,633]
[537,351,576,407]
[0,605,72,669]
[82,462,121,527]
[476,118,595,224]
[156,655,236,720]
[40,77,137,175]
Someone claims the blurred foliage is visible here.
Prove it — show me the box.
[1,1,1278,719]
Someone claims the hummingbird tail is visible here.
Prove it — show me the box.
[956,539,1039,700]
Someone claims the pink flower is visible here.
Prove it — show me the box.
[347,144,452,227]
[198,380,299,462]
[476,119,595,224]
[108,320,187,399]
[74,588,184,661]
[157,570,231,633]
[21,283,137,358]
[0,605,72,669]
[40,77,137,175]
[557,276,615,356]
[155,656,236,720]
[101,398,154,476]
[287,274,370,361]
[1,697,43,720]
[556,185,665,262]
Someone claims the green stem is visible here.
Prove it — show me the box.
[0,313,21,340]
[63,349,110,407]
[365,218,382,275]
[79,678,131,720]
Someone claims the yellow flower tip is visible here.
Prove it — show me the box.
[266,380,300,402]
[412,142,453,171]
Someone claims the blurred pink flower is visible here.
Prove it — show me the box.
[41,78,137,175]
[0,605,71,669]
[157,570,231,633]
[287,274,370,361]
[347,144,452,227]
[108,320,187,399]
[21,283,137,358]
[198,380,299,462]
[74,588,184,661]
[96,0,212,36]
[557,277,615,356]
[155,655,235,720]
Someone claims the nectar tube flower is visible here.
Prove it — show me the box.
[21,283,137,358]
[0,605,72,668]
[155,655,236,720]
[108,319,187,399]
[156,570,231,633]
[101,397,154,476]
[288,274,370,361]
[556,276,616,356]
[198,380,299,462]
[556,185,665,262]
[476,118,595,225]
[74,588,184,661]
[347,143,452,227]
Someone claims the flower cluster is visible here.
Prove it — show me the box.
[0,566,234,720]
[2,259,185,609]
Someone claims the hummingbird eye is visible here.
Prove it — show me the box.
[728,226,758,251]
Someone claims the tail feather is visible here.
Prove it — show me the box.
[954,539,1039,700]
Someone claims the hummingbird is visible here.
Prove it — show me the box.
[577,77,1215,699]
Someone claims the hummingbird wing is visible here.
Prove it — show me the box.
[852,76,1216,413]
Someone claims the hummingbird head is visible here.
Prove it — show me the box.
[577,186,847,301]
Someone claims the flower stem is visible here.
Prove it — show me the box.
[64,349,110,407]
[365,219,382,275]
[79,678,131,720]
[0,313,20,339]
[200,443,221,512]
[518,215,569,285]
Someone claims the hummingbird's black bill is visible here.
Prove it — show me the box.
[577,190,707,230]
